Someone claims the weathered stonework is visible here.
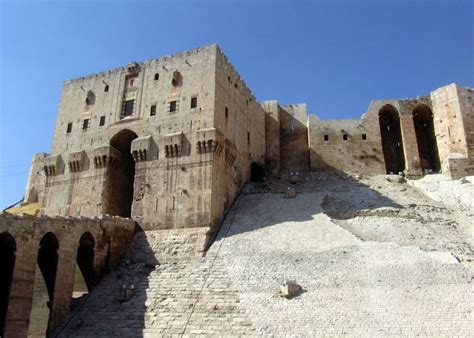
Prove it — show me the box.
[2,44,473,337]
[0,214,135,337]
[23,45,266,238]
[304,86,473,178]
[22,45,472,232]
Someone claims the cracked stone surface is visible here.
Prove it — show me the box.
[59,174,474,336]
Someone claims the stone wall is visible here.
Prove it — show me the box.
[262,100,280,176]
[431,84,474,178]
[0,214,135,337]
[24,46,212,231]
[24,44,267,238]
[261,101,310,175]
[279,104,310,173]
[23,42,472,246]
[209,47,266,233]
[307,94,461,178]
[309,114,384,174]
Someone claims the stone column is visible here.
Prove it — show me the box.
[400,115,422,177]
[48,245,76,335]
[4,240,38,338]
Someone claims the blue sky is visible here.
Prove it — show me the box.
[0,0,472,208]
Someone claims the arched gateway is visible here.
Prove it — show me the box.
[379,105,405,174]
[104,129,138,217]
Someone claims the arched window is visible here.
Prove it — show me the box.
[85,90,95,106]
[104,85,109,92]
[154,73,159,81]
[172,71,182,87]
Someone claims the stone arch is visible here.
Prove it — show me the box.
[379,104,405,174]
[0,232,16,337]
[76,232,95,291]
[29,232,59,337]
[105,129,138,217]
[412,104,440,173]
[37,232,59,300]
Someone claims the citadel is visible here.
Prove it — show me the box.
[1,44,473,337]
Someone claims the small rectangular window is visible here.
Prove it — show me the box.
[99,116,106,126]
[225,106,229,118]
[150,105,156,116]
[190,97,197,109]
[123,99,135,117]
[169,101,177,112]
[82,119,89,130]
[247,131,250,145]
[66,123,73,134]
[362,133,367,140]
[324,135,329,142]
[343,134,348,141]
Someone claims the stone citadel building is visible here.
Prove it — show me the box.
[1,44,473,336]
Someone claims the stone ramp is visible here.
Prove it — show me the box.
[58,176,473,336]
[212,189,474,336]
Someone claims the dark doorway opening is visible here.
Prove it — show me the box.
[106,129,138,217]
[250,162,265,182]
[413,104,440,173]
[0,232,16,336]
[379,105,405,174]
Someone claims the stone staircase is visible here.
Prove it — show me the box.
[56,228,256,337]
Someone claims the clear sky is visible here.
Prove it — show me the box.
[0,0,472,208]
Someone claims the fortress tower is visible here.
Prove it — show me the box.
[24,45,266,236]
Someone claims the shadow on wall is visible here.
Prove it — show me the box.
[218,157,402,239]
[56,226,158,337]
[279,108,310,173]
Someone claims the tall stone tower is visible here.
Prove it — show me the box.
[24,45,266,236]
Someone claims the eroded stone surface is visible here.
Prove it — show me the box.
[57,175,473,336]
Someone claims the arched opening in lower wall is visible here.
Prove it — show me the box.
[71,232,96,311]
[413,104,440,173]
[77,232,95,291]
[28,232,59,337]
[0,232,16,337]
[105,129,138,217]
[379,105,405,174]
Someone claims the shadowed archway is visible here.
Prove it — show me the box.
[413,104,440,173]
[105,129,138,217]
[29,232,59,337]
[76,232,95,291]
[379,105,405,174]
[0,232,16,337]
